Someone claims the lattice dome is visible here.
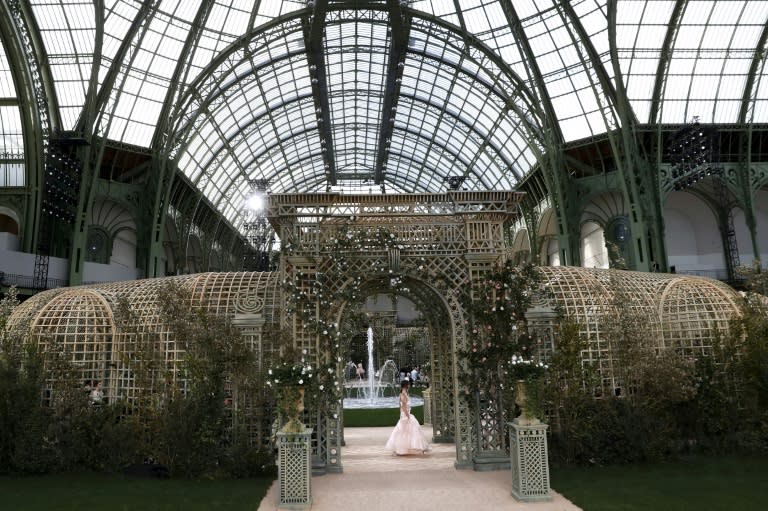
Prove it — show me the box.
[538,266,742,387]
[31,289,116,396]
[9,272,281,404]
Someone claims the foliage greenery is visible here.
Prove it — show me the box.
[543,268,768,466]
[264,341,331,432]
[343,405,424,428]
[0,473,274,511]
[458,261,549,419]
[0,284,275,479]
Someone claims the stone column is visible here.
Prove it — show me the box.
[277,427,313,509]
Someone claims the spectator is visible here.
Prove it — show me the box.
[89,381,104,404]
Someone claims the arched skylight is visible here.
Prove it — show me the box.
[21,0,768,230]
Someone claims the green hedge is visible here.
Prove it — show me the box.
[344,406,424,428]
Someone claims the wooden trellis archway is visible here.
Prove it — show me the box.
[269,191,525,471]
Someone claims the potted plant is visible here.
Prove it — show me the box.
[266,353,316,433]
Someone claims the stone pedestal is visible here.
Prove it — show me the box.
[422,388,432,424]
[277,427,313,509]
[508,420,551,502]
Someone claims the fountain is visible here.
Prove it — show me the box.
[343,327,423,409]
[367,326,375,404]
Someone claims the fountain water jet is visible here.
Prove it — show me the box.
[343,327,423,409]
[367,326,375,405]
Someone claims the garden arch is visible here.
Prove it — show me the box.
[270,191,524,471]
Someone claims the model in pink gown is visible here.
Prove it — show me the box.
[385,384,430,455]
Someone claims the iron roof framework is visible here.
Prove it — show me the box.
[0,0,766,240]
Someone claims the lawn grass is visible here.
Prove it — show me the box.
[0,473,274,511]
[343,405,424,427]
[2,453,765,510]
[552,455,768,511]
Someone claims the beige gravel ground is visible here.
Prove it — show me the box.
[256,426,582,511]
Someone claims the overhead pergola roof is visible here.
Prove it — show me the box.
[6,0,768,232]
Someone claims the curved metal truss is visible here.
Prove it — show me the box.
[160,4,545,234]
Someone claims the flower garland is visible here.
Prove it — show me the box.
[458,261,551,397]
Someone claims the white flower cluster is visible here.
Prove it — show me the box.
[266,358,315,388]
[510,354,548,369]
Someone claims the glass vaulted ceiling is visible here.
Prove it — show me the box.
[0,37,24,186]
[25,0,768,230]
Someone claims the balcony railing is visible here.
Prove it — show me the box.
[0,272,69,290]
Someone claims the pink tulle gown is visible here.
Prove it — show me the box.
[385,391,430,455]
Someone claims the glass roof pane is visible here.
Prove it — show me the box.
[753,99,768,123]
[713,100,739,123]
[667,56,695,76]
[514,0,555,20]
[518,5,615,141]
[0,39,17,100]
[250,0,303,28]
[659,100,686,123]
[463,4,492,35]
[656,0,768,123]
[31,0,96,130]
[701,26,736,51]
[682,1,717,24]
[674,25,706,51]
[575,1,608,53]
[0,105,24,155]
[664,74,692,100]
[689,74,719,99]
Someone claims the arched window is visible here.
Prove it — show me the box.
[581,221,609,269]
[86,227,111,264]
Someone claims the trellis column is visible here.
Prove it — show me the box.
[322,401,343,474]
[422,387,432,424]
[472,386,510,471]
[525,301,558,362]
[232,308,269,447]
[431,330,454,443]
[465,253,508,470]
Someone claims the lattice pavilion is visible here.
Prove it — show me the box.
[0,0,767,473]
[7,191,746,470]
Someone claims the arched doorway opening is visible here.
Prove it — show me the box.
[663,190,726,277]
[336,274,456,448]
